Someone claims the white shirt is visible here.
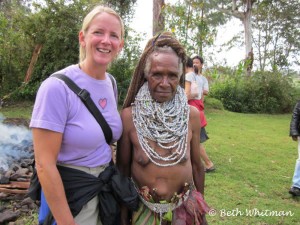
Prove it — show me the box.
[185,72,209,100]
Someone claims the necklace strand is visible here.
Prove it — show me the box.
[132,82,190,167]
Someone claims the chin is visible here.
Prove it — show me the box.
[155,97,172,103]
[95,56,113,64]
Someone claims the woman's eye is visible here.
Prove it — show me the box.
[110,33,120,40]
[94,31,103,35]
[169,74,178,80]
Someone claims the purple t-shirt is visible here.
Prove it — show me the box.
[30,64,122,167]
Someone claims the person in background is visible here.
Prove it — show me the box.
[185,56,215,173]
[289,100,300,196]
[190,55,208,101]
[30,5,124,225]
[117,32,209,225]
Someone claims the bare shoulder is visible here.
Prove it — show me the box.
[188,105,200,130]
[121,106,132,116]
[189,105,200,118]
[120,107,134,130]
[120,106,132,119]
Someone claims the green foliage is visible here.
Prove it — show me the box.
[204,96,224,111]
[210,69,296,114]
[0,2,32,98]
[253,0,300,71]
[0,0,142,103]
[28,0,84,83]
[109,28,142,106]
[8,81,41,101]
[108,55,139,106]
[163,0,221,56]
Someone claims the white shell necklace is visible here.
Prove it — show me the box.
[132,82,190,167]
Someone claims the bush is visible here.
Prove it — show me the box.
[210,71,296,114]
[204,96,224,110]
[5,81,40,102]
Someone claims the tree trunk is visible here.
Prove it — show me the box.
[244,0,254,76]
[153,0,165,36]
[24,44,42,83]
[229,0,255,76]
[199,6,204,56]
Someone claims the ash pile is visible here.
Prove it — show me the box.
[0,117,38,224]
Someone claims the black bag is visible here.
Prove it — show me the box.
[99,164,139,225]
[27,160,41,201]
[111,167,139,210]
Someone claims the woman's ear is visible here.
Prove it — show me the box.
[118,39,125,54]
[79,31,85,47]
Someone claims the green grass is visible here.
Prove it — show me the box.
[0,101,34,119]
[204,109,300,225]
[1,103,299,224]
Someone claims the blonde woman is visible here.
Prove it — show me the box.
[30,5,124,225]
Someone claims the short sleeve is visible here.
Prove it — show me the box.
[30,78,69,133]
[185,72,195,82]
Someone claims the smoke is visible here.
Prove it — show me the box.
[0,114,33,171]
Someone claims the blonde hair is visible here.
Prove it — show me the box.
[79,5,124,62]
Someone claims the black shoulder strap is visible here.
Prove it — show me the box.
[52,73,112,144]
[107,73,118,104]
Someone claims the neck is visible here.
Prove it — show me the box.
[132,82,190,167]
[79,61,106,80]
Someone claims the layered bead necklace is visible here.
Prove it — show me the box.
[132,82,190,167]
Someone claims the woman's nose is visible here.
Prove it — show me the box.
[101,34,110,44]
[160,76,169,86]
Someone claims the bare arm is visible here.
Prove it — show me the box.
[185,80,198,100]
[202,89,208,102]
[32,128,76,225]
[202,76,209,100]
[184,81,192,100]
[117,107,133,177]
[189,106,205,195]
[116,108,134,225]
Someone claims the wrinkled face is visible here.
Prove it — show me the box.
[146,52,181,103]
[193,58,203,73]
[79,12,124,66]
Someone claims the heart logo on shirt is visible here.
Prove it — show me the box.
[99,98,107,109]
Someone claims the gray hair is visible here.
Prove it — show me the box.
[144,46,183,78]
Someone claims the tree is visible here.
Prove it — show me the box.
[153,0,165,35]
[253,0,300,72]
[164,0,223,57]
[216,0,256,75]
[0,0,142,104]
[0,0,32,97]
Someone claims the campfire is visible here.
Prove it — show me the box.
[0,116,37,224]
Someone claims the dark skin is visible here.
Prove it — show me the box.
[117,51,205,224]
